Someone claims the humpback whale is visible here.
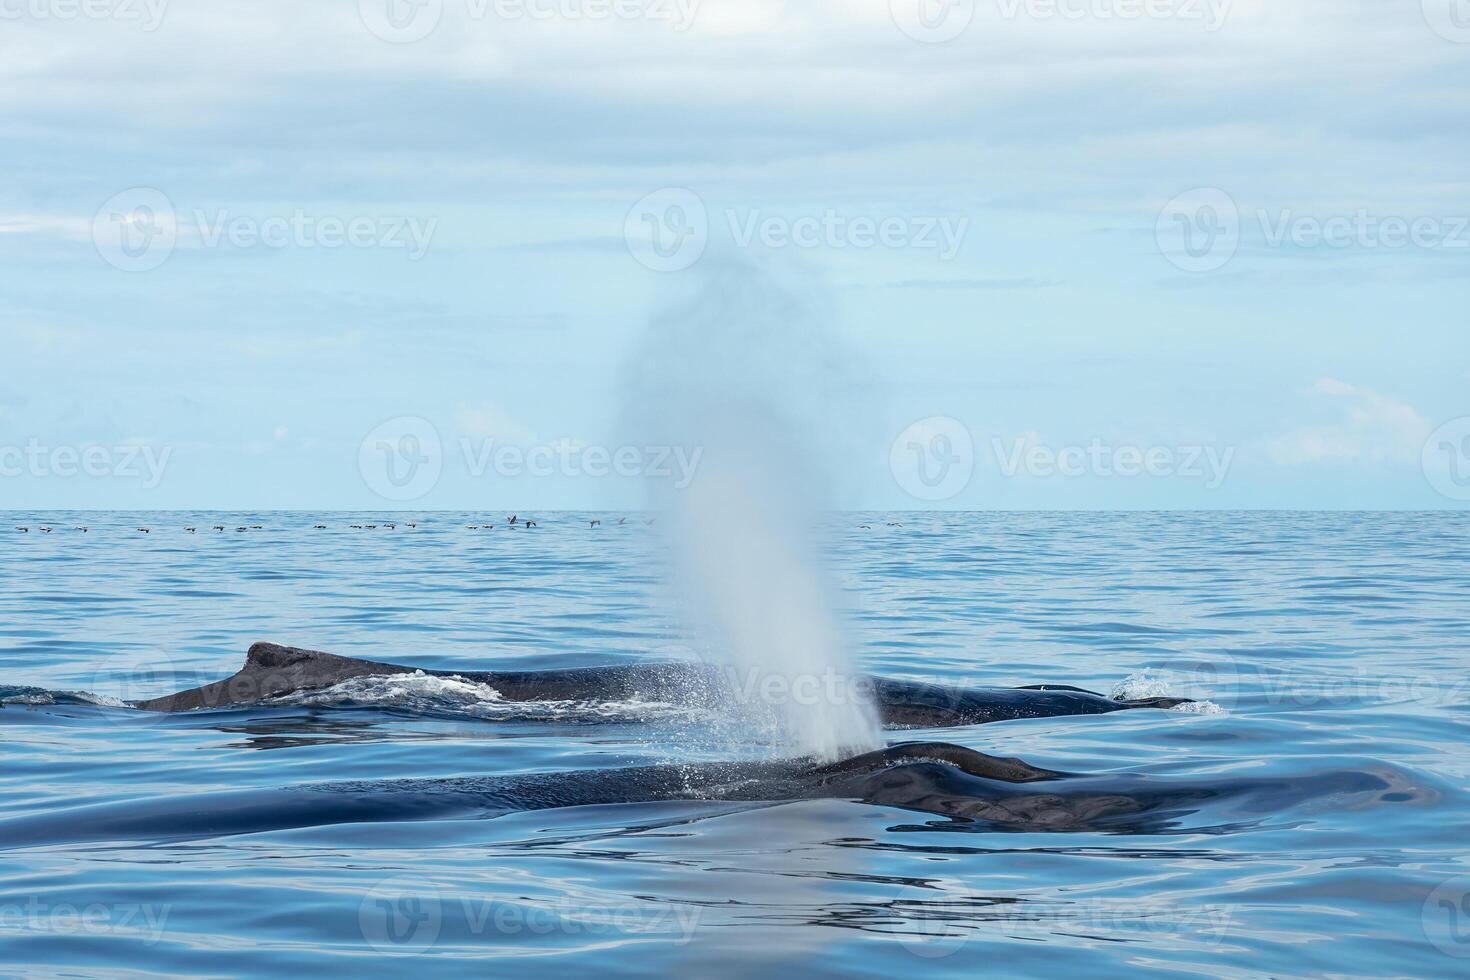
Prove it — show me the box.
[0,739,1412,851]
[131,642,1190,726]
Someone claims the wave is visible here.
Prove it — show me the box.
[0,686,129,708]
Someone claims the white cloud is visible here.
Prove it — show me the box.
[1267,378,1430,465]
[0,214,91,239]
[0,0,1447,121]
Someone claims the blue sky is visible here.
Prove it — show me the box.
[2,0,1467,510]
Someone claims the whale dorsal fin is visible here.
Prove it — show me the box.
[132,642,413,712]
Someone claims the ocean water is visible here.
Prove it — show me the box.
[0,511,1467,977]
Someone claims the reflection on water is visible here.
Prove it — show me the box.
[0,511,1467,977]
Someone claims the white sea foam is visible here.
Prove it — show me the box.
[74,692,131,708]
[268,670,708,724]
[1112,671,1225,715]
[1170,699,1225,715]
[1,691,56,706]
[1,688,129,708]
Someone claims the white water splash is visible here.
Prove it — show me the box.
[0,688,128,708]
[75,692,130,708]
[1,691,56,706]
[1112,671,1225,715]
[268,671,706,724]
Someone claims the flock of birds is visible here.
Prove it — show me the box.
[11,518,901,535]
[9,515,657,534]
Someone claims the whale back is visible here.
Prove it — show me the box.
[130,642,420,711]
[129,642,1190,722]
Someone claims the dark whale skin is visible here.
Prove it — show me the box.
[130,641,1191,725]
[0,740,1418,850]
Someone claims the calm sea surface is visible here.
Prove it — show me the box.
[1,511,1467,977]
